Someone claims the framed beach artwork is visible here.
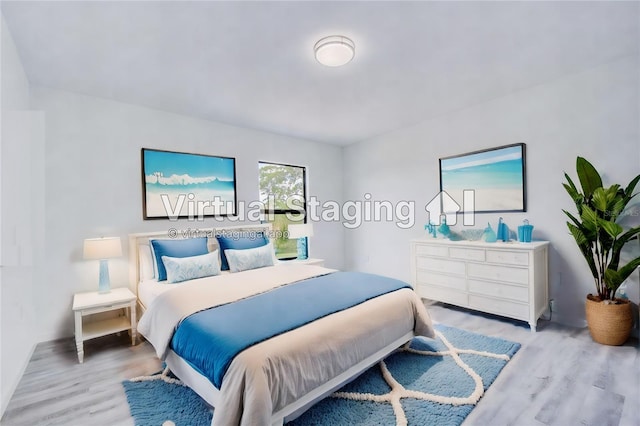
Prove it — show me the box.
[439,143,526,213]
[141,148,237,219]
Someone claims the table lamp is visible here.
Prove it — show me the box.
[83,237,122,294]
[288,223,314,260]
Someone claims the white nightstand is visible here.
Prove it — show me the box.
[280,258,325,267]
[72,287,137,363]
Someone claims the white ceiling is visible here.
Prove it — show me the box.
[2,1,638,145]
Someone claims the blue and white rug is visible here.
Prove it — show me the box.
[123,324,520,426]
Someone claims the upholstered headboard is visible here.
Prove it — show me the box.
[128,223,273,297]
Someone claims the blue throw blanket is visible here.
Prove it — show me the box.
[170,271,411,388]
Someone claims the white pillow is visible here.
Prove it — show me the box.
[138,244,155,281]
[225,243,275,273]
[161,250,221,284]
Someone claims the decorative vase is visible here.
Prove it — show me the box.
[482,223,497,243]
[517,219,534,243]
[496,217,509,242]
[437,217,450,239]
[585,294,633,346]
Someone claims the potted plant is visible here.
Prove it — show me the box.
[563,157,640,345]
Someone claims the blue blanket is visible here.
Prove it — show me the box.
[170,271,411,388]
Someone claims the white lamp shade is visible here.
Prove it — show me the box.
[288,223,315,239]
[83,237,122,260]
[314,35,355,67]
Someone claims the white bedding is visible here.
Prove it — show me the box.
[138,264,435,425]
[138,261,296,309]
[138,279,173,309]
[138,264,337,359]
[138,273,232,309]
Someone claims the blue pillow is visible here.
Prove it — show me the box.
[225,243,275,273]
[216,232,269,271]
[150,237,209,281]
[161,251,221,284]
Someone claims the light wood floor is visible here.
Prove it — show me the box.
[2,302,638,426]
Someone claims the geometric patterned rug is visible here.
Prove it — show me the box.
[123,324,520,426]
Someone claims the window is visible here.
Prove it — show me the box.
[259,161,307,260]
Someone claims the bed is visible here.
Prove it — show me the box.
[129,224,435,426]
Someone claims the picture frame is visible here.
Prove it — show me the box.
[141,148,237,220]
[439,143,526,213]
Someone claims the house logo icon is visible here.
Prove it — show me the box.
[424,190,476,226]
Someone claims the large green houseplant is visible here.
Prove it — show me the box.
[563,157,640,345]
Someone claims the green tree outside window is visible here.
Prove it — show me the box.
[259,162,307,259]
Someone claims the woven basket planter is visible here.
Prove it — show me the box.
[585,294,633,346]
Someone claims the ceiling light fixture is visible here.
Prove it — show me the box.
[314,35,355,67]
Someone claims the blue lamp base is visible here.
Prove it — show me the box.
[98,259,111,294]
[296,238,308,260]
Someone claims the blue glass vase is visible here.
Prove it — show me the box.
[296,238,308,260]
[483,223,497,243]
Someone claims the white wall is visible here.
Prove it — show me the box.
[0,14,42,416]
[344,55,640,329]
[0,15,28,110]
[29,87,344,341]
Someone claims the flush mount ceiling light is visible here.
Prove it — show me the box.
[314,35,355,67]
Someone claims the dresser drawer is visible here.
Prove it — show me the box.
[468,294,529,321]
[415,244,448,258]
[468,279,529,302]
[486,250,529,266]
[467,263,529,285]
[416,257,465,275]
[449,247,485,262]
[418,284,468,306]
[416,270,466,292]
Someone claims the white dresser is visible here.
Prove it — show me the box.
[410,239,549,332]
